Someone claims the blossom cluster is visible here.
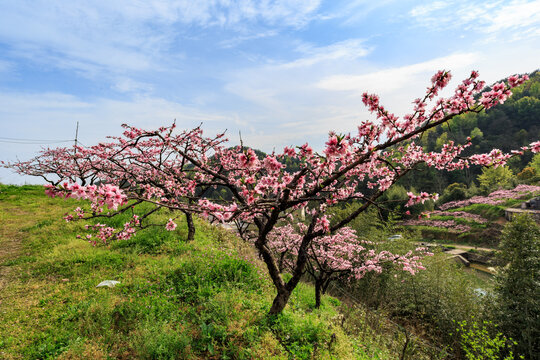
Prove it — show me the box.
[268,222,432,281]
[406,191,439,207]
[46,182,127,211]
[400,219,472,233]
[74,213,140,245]
[439,184,540,210]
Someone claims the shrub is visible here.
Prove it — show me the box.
[516,166,536,181]
[477,166,515,194]
[454,320,516,360]
[439,183,468,204]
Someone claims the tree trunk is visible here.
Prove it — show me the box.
[254,209,313,316]
[315,278,323,309]
[278,252,286,273]
[268,289,293,315]
[185,211,195,241]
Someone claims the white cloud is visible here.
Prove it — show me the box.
[0,1,323,86]
[409,0,540,41]
[317,53,479,94]
[189,0,322,28]
[324,0,398,24]
[224,38,372,110]
[218,30,279,48]
[112,78,154,94]
[224,43,539,151]
[408,1,448,17]
[0,2,170,83]
[279,39,372,69]
[481,0,540,34]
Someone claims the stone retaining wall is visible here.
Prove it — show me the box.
[505,208,540,223]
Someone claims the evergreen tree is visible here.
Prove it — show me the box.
[495,215,540,359]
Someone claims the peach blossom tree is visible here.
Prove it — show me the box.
[6,70,538,315]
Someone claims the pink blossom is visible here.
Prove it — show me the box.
[165,219,177,231]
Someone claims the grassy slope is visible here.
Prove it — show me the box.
[0,185,402,360]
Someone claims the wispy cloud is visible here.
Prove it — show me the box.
[224,50,506,146]
[323,0,398,24]
[176,0,323,28]
[408,1,449,17]
[317,53,478,94]
[218,30,279,48]
[0,1,323,85]
[224,38,371,110]
[0,2,172,81]
[112,78,155,94]
[481,0,540,35]
[279,39,371,69]
[409,0,540,41]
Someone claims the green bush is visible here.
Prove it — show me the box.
[439,183,468,204]
[477,166,516,194]
[450,203,506,220]
[23,331,74,360]
[454,320,516,360]
[516,166,536,181]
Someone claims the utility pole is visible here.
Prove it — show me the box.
[74,121,79,154]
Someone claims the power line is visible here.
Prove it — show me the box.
[0,136,72,142]
[0,136,74,145]
[0,139,73,145]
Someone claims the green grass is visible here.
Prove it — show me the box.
[0,184,412,359]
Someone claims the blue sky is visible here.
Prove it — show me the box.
[1,0,539,184]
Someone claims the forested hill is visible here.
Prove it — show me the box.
[400,70,540,193]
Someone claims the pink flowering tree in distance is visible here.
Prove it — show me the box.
[268,223,433,308]
[3,126,208,240]
[2,146,101,186]
[7,70,540,315]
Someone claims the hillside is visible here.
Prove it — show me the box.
[0,184,424,359]
[398,184,540,247]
